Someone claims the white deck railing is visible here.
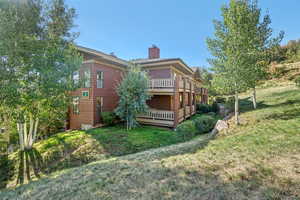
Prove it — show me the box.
[148,79,174,88]
[138,109,174,121]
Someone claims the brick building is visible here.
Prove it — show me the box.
[68,45,208,129]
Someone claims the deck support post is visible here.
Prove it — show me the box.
[173,76,179,128]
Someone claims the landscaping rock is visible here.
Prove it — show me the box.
[215,120,228,132]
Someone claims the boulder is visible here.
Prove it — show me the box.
[215,120,228,132]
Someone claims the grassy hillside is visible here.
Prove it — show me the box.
[4,125,190,188]
[1,83,300,200]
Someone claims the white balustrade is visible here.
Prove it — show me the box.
[148,79,174,88]
[138,109,174,120]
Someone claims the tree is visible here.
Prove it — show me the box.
[236,1,283,109]
[195,67,218,97]
[115,64,151,130]
[207,0,250,125]
[207,0,283,124]
[0,0,81,183]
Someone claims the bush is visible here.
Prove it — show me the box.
[0,154,11,189]
[175,121,196,142]
[270,65,287,78]
[207,112,216,116]
[295,76,300,87]
[226,96,235,104]
[225,96,235,111]
[215,96,226,103]
[193,115,216,134]
[196,104,211,114]
[211,101,219,113]
[101,112,117,126]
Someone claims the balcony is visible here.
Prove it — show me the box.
[137,109,175,127]
[148,79,175,93]
[179,80,194,91]
[178,105,197,123]
[137,105,196,127]
[147,78,194,93]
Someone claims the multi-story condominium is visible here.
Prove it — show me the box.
[68,45,208,130]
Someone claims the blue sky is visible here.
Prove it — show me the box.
[66,0,300,68]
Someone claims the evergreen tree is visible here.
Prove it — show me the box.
[115,64,151,130]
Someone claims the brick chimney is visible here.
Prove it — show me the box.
[148,45,160,59]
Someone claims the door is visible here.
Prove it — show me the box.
[95,97,103,124]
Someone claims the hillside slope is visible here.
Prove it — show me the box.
[1,83,300,200]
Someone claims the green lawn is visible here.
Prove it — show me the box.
[3,124,205,188]
[1,83,299,199]
[86,125,181,156]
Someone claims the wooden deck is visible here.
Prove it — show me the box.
[137,106,196,127]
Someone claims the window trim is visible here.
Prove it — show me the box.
[96,71,104,88]
[83,68,91,88]
[82,91,89,98]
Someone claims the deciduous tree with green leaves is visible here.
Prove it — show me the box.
[235,0,283,109]
[0,0,81,184]
[207,0,283,124]
[115,64,151,130]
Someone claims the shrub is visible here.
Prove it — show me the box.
[295,76,300,87]
[0,154,12,189]
[207,112,216,116]
[270,65,287,78]
[196,104,211,114]
[101,112,117,126]
[226,96,235,104]
[225,96,235,111]
[211,101,219,113]
[193,115,216,134]
[175,121,196,142]
[215,96,226,103]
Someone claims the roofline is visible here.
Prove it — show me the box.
[76,45,128,67]
[134,58,194,74]
[76,45,195,74]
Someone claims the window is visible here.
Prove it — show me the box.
[72,97,80,115]
[83,69,91,88]
[72,71,79,85]
[82,91,89,97]
[179,93,183,108]
[97,71,104,88]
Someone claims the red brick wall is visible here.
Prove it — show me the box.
[92,62,123,124]
[69,63,94,129]
[69,59,124,129]
[148,46,160,59]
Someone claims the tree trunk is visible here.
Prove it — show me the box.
[17,116,39,150]
[252,87,257,109]
[17,123,24,151]
[234,91,240,125]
